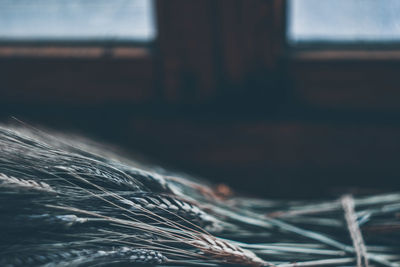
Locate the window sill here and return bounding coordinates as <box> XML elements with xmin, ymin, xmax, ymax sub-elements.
<box><xmin>289</xmin><ymin>49</ymin><xmax>400</xmax><ymax>61</ymax></box>
<box><xmin>0</xmin><ymin>46</ymin><xmax>150</xmax><ymax>59</ymax></box>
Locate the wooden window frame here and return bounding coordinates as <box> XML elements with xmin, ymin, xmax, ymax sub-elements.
<box><xmin>2</xmin><ymin>0</ymin><xmax>399</xmax><ymax>112</ymax></box>
<box><xmin>0</xmin><ymin>0</ymin><xmax>286</xmax><ymax>109</ymax></box>
<box><xmin>283</xmin><ymin>1</ymin><xmax>400</xmax><ymax>111</ymax></box>
<box><xmin>0</xmin><ymin>5</ymin><xmax>157</xmax><ymax>107</ymax></box>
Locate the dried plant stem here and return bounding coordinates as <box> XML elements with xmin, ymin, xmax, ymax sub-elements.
<box><xmin>277</xmin><ymin>257</ymin><xmax>355</xmax><ymax>267</ymax></box>
<box><xmin>341</xmin><ymin>195</ymin><xmax>369</xmax><ymax>267</ymax></box>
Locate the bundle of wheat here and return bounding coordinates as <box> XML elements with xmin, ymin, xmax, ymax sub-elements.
<box><xmin>0</xmin><ymin>124</ymin><xmax>399</xmax><ymax>267</ymax></box>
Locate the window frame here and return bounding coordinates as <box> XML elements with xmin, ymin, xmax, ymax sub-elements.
<box><xmin>2</xmin><ymin>0</ymin><xmax>400</xmax><ymax>111</ymax></box>
<box><xmin>282</xmin><ymin>0</ymin><xmax>400</xmax><ymax>111</ymax></box>
<box><xmin>0</xmin><ymin>1</ymin><xmax>158</xmax><ymax>107</ymax></box>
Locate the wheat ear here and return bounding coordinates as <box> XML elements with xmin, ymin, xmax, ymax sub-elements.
<box><xmin>0</xmin><ymin>173</ymin><xmax>55</xmax><ymax>193</ymax></box>
<box><xmin>192</xmin><ymin>233</ymin><xmax>273</xmax><ymax>267</ymax></box>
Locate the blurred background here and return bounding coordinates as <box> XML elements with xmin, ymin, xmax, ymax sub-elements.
<box><xmin>1</xmin><ymin>0</ymin><xmax>400</xmax><ymax>198</ymax></box>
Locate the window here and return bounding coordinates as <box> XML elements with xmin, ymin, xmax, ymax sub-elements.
<box><xmin>2</xmin><ymin>0</ymin><xmax>400</xmax><ymax>109</ymax></box>
<box><xmin>0</xmin><ymin>0</ymin><xmax>157</xmax><ymax>104</ymax></box>
<box><xmin>287</xmin><ymin>0</ymin><xmax>400</xmax><ymax>46</ymax></box>
<box><xmin>0</xmin><ymin>0</ymin><xmax>156</xmax><ymax>43</ymax></box>
<box><xmin>285</xmin><ymin>0</ymin><xmax>400</xmax><ymax>111</ymax></box>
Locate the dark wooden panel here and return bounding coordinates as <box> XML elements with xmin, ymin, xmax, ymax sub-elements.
<box><xmin>215</xmin><ymin>0</ymin><xmax>286</xmax><ymax>105</ymax></box>
<box><xmin>0</xmin><ymin>57</ymin><xmax>155</xmax><ymax>104</ymax></box>
<box><xmin>113</xmin><ymin>118</ymin><xmax>400</xmax><ymax>197</ymax></box>
<box><xmin>156</xmin><ymin>0</ymin><xmax>286</xmax><ymax>104</ymax></box>
<box><xmin>289</xmin><ymin>59</ymin><xmax>400</xmax><ymax>110</ymax></box>
<box><xmin>217</xmin><ymin>0</ymin><xmax>285</xmax><ymax>84</ymax></box>
<box><xmin>156</xmin><ymin>0</ymin><xmax>218</xmax><ymax>103</ymax></box>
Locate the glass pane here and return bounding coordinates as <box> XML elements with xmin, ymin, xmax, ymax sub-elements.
<box><xmin>0</xmin><ymin>0</ymin><xmax>156</xmax><ymax>42</ymax></box>
<box><xmin>288</xmin><ymin>0</ymin><xmax>400</xmax><ymax>44</ymax></box>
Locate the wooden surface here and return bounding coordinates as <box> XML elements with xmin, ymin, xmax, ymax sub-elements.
<box><xmin>289</xmin><ymin>55</ymin><xmax>400</xmax><ymax>110</ymax></box>
<box><xmin>0</xmin><ymin>55</ymin><xmax>154</xmax><ymax>104</ymax></box>
<box><xmin>122</xmin><ymin>118</ymin><xmax>400</xmax><ymax>197</ymax></box>
<box><xmin>31</xmin><ymin>114</ymin><xmax>395</xmax><ymax>198</ymax></box>
<box><xmin>156</xmin><ymin>0</ymin><xmax>218</xmax><ymax>103</ymax></box>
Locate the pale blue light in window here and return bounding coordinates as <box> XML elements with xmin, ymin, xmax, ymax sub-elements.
<box><xmin>288</xmin><ymin>0</ymin><xmax>400</xmax><ymax>44</ymax></box>
<box><xmin>0</xmin><ymin>0</ymin><xmax>156</xmax><ymax>42</ymax></box>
